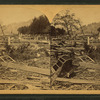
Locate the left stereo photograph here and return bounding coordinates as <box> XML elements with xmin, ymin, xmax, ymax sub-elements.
<box><xmin>0</xmin><ymin>6</ymin><xmax>50</xmax><ymax>90</ymax></box>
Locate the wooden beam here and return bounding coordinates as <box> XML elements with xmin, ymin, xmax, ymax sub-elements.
<box><xmin>1</xmin><ymin>62</ymin><xmax>50</xmax><ymax>76</ymax></box>
<box><xmin>56</xmin><ymin>78</ymin><xmax>100</xmax><ymax>85</ymax></box>
<box><xmin>0</xmin><ymin>79</ymin><xmax>43</xmax><ymax>90</ymax></box>
<box><xmin>0</xmin><ymin>57</ymin><xmax>6</xmax><ymax>62</ymax></box>
<box><xmin>79</xmin><ymin>62</ymin><xmax>100</xmax><ymax>69</ymax></box>
<box><xmin>85</xmin><ymin>55</ymin><xmax>95</xmax><ymax>63</ymax></box>
<box><xmin>0</xmin><ymin>77</ymin><xmax>100</xmax><ymax>86</ymax></box>
<box><xmin>78</xmin><ymin>57</ymin><xmax>85</xmax><ymax>62</ymax></box>
<box><xmin>51</xmin><ymin>67</ymin><xmax>62</xmax><ymax>86</ymax></box>
<box><xmin>5</xmin><ymin>55</ymin><xmax>16</xmax><ymax>62</ymax></box>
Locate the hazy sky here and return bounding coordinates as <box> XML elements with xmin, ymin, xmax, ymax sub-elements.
<box><xmin>0</xmin><ymin>5</ymin><xmax>100</xmax><ymax>25</ymax></box>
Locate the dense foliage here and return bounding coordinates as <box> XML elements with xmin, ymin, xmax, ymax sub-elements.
<box><xmin>17</xmin><ymin>15</ymin><xmax>50</xmax><ymax>35</ymax></box>
<box><xmin>82</xmin><ymin>22</ymin><xmax>100</xmax><ymax>34</ymax></box>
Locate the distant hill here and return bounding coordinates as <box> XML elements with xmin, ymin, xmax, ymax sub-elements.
<box><xmin>1</xmin><ymin>16</ymin><xmax>100</xmax><ymax>36</ymax></box>
<box><xmin>3</xmin><ymin>19</ymin><xmax>32</xmax><ymax>35</ymax></box>
<box><xmin>82</xmin><ymin>22</ymin><xmax>100</xmax><ymax>35</ymax></box>
<box><xmin>0</xmin><ymin>14</ymin><xmax>47</xmax><ymax>35</ymax></box>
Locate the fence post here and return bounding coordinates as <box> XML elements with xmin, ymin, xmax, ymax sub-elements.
<box><xmin>8</xmin><ymin>36</ymin><xmax>11</xmax><ymax>45</ymax></box>
<box><xmin>87</xmin><ymin>37</ymin><xmax>90</xmax><ymax>45</ymax></box>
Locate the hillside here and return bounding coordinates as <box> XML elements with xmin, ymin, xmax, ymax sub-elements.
<box><xmin>0</xmin><ymin>20</ymin><xmax>32</xmax><ymax>35</ymax></box>
<box><xmin>0</xmin><ymin>14</ymin><xmax>48</xmax><ymax>35</ymax></box>
<box><xmin>82</xmin><ymin>22</ymin><xmax>100</xmax><ymax>34</ymax></box>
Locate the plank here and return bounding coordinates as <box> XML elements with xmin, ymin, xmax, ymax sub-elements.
<box><xmin>7</xmin><ymin>84</ymin><xmax>16</xmax><ymax>90</ymax></box>
<box><xmin>78</xmin><ymin>57</ymin><xmax>85</xmax><ymax>62</ymax></box>
<box><xmin>6</xmin><ymin>55</ymin><xmax>16</xmax><ymax>62</ymax></box>
<box><xmin>85</xmin><ymin>55</ymin><xmax>95</xmax><ymax>63</ymax></box>
<box><xmin>0</xmin><ymin>57</ymin><xmax>6</xmax><ymax>62</ymax></box>
<box><xmin>56</xmin><ymin>78</ymin><xmax>100</xmax><ymax>85</ymax></box>
<box><xmin>83</xmin><ymin>84</ymin><xmax>92</xmax><ymax>90</ymax></box>
<box><xmin>51</xmin><ymin>67</ymin><xmax>62</xmax><ymax>86</ymax></box>
<box><xmin>0</xmin><ymin>79</ymin><xmax>42</xmax><ymax>90</ymax></box>
<box><xmin>0</xmin><ymin>79</ymin><xmax>42</xmax><ymax>86</ymax></box>
<box><xmin>1</xmin><ymin>62</ymin><xmax>50</xmax><ymax>76</ymax></box>
<box><xmin>58</xmin><ymin>59</ymin><xmax>64</xmax><ymax>64</ymax></box>
<box><xmin>64</xmin><ymin>47</ymin><xmax>84</xmax><ymax>50</ymax></box>
<box><xmin>79</xmin><ymin>62</ymin><xmax>100</xmax><ymax>69</ymax></box>
<box><xmin>0</xmin><ymin>77</ymin><xmax>100</xmax><ymax>86</ymax></box>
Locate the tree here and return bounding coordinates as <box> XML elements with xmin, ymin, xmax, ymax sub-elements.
<box><xmin>97</xmin><ymin>27</ymin><xmax>100</xmax><ymax>33</ymax></box>
<box><xmin>29</xmin><ymin>15</ymin><xmax>50</xmax><ymax>35</ymax></box>
<box><xmin>17</xmin><ymin>26</ymin><xmax>29</xmax><ymax>34</ymax></box>
<box><xmin>17</xmin><ymin>15</ymin><xmax>50</xmax><ymax>35</ymax></box>
<box><xmin>50</xmin><ymin>26</ymin><xmax>65</xmax><ymax>37</ymax></box>
<box><xmin>52</xmin><ymin>10</ymin><xmax>82</xmax><ymax>39</ymax></box>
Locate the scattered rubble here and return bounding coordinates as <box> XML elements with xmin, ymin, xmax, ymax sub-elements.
<box><xmin>50</xmin><ymin>38</ymin><xmax>100</xmax><ymax>90</ymax></box>
<box><xmin>0</xmin><ymin>40</ymin><xmax>50</xmax><ymax>90</ymax></box>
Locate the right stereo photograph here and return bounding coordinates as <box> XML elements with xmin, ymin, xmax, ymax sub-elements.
<box><xmin>50</xmin><ymin>7</ymin><xmax>100</xmax><ymax>90</ymax></box>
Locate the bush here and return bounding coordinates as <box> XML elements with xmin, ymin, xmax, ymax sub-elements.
<box><xmin>5</xmin><ymin>43</ymin><xmax>37</xmax><ymax>61</ymax></box>
<box><xmin>5</xmin><ymin>43</ymin><xmax>50</xmax><ymax>61</ymax></box>
<box><xmin>89</xmin><ymin>45</ymin><xmax>100</xmax><ymax>63</ymax></box>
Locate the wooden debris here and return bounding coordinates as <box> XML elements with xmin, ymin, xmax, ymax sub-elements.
<box><xmin>78</xmin><ymin>57</ymin><xmax>85</xmax><ymax>62</ymax></box>
<box><xmin>79</xmin><ymin>62</ymin><xmax>100</xmax><ymax>69</ymax></box>
<box><xmin>83</xmin><ymin>84</ymin><xmax>92</xmax><ymax>90</ymax></box>
<box><xmin>1</xmin><ymin>62</ymin><xmax>50</xmax><ymax>76</ymax></box>
<box><xmin>51</xmin><ymin>67</ymin><xmax>62</xmax><ymax>86</ymax></box>
<box><xmin>77</xmin><ymin>55</ymin><xmax>95</xmax><ymax>63</ymax></box>
<box><xmin>6</xmin><ymin>55</ymin><xmax>16</xmax><ymax>62</ymax></box>
<box><xmin>7</xmin><ymin>84</ymin><xmax>15</xmax><ymax>90</ymax></box>
<box><xmin>0</xmin><ymin>55</ymin><xmax>16</xmax><ymax>62</ymax></box>
<box><xmin>66</xmin><ymin>85</ymin><xmax>77</xmax><ymax>90</ymax></box>
<box><xmin>25</xmin><ymin>84</ymin><xmax>41</xmax><ymax>90</ymax></box>
<box><xmin>0</xmin><ymin>56</ymin><xmax>6</xmax><ymax>62</ymax></box>
<box><xmin>85</xmin><ymin>55</ymin><xmax>95</xmax><ymax>63</ymax></box>
<box><xmin>51</xmin><ymin>55</ymin><xmax>74</xmax><ymax>86</ymax></box>
<box><xmin>56</xmin><ymin>78</ymin><xmax>100</xmax><ymax>85</ymax></box>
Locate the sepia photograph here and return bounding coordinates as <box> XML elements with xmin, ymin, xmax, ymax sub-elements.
<box><xmin>0</xmin><ymin>5</ymin><xmax>100</xmax><ymax>93</ymax></box>
<box><xmin>50</xmin><ymin>5</ymin><xmax>100</xmax><ymax>91</ymax></box>
<box><xmin>0</xmin><ymin>5</ymin><xmax>50</xmax><ymax>91</ymax></box>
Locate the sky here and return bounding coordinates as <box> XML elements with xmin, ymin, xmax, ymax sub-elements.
<box><xmin>0</xmin><ymin>5</ymin><xmax>100</xmax><ymax>25</ymax></box>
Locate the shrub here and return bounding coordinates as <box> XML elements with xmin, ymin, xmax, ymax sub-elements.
<box><xmin>89</xmin><ymin>45</ymin><xmax>100</xmax><ymax>63</ymax></box>
<box><xmin>5</xmin><ymin>43</ymin><xmax>50</xmax><ymax>61</ymax></box>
